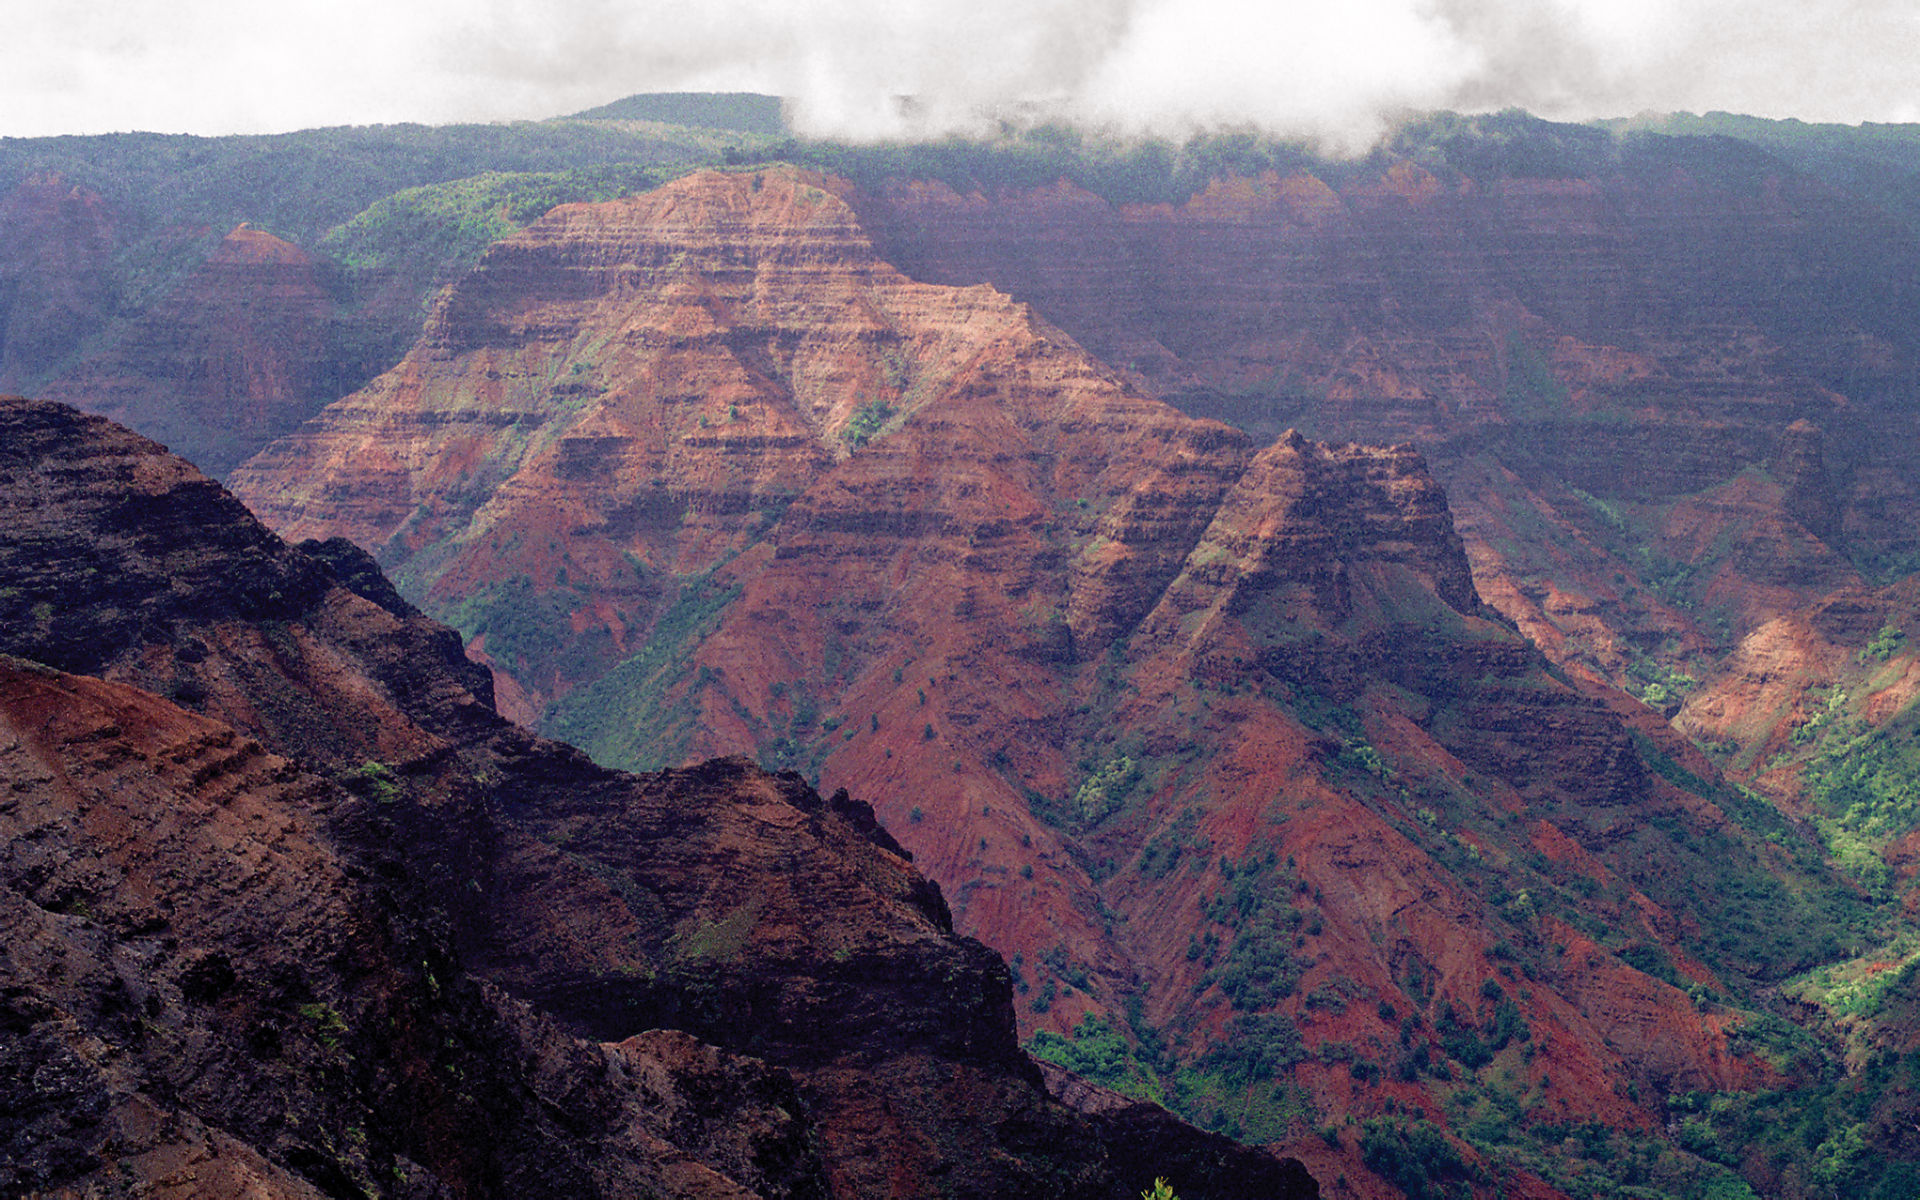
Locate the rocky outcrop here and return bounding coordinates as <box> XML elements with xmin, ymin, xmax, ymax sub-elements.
<box><xmin>1771</xmin><ymin>418</ymin><xmax>1842</xmax><ymax>543</ymax></box>
<box><xmin>0</xmin><ymin>396</ymin><xmax>497</xmax><ymax>764</ymax></box>
<box><xmin>1</xmin><ymin>394</ymin><xmax>1317</xmax><ymax>1198</ymax></box>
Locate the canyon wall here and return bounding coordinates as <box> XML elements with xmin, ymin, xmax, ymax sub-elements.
<box><xmin>227</xmin><ymin>169</ymin><xmax>1865</xmax><ymax>1192</ymax></box>
<box><xmin>1</xmin><ymin>394</ymin><xmax>1314</xmax><ymax>1200</ymax></box>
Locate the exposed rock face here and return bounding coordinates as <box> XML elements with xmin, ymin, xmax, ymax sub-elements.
<box><xmin>230</xmin><ymin>168</ymin><xmax>1248</xmax><ymax>720</ymax></box>
<box><xmin>226</xmin><ymin>168</ymin><xmax>1852</xmax><ymax>1191</ymax></box>
<box><xmin>1771</xmin><ymin>418</ymin><xmax>1842</xmax><ymax>543</ymax></box>
<box><xmin>1680</xmin><ymin>579</ymin><xmax>1920</xmax><ymax>798</ymax></box>
<box><xmin>41</xmin><ymin>224</ymin><xmax>378</xmax><ymax>478</ymax></box>
<box><xmin>854</xmin><ymin>153</ymin><xmax>1920</xmax><ymax>697</ymax></box>
<box><xmin>0</xmin><ymin>395</ymin><xmax>497</xmax><ymax>763</ymax></box>
<box><xmin>1</xmin><ymin>394</ymin><xmax>1316</xmax><ymax>1199</ymax></box>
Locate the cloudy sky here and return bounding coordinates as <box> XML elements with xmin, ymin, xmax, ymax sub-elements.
<box><xmin>6</xmin><ymin>0</ymin><xmax>1918</xmax><ymax>146</ymax></box>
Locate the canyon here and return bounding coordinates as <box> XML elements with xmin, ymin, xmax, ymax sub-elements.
<box><xmin>226</xmin><ymin>160</ymin><xmax>1899</xmax><ymax>1196</ymax></box>
<box><xmin>6</xmin><ymin>105</ymin><xmax>1920</xmax><ymax>1197</ymax></box>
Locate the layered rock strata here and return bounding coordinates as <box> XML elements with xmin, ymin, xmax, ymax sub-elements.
<box><xmin>1</xmin><ymin>394</ymin><xmax>1316</xmax><ymax>1199</ymax></box>
<box><xmin>224</xmin><ymin>168</ymin><xmax>1850</xmax><ymax>1193</ymax></box>
<box><xmin>854</xmin><ymin>150</ymin><xmax>1920</xmax><ymax>695</ymax></box>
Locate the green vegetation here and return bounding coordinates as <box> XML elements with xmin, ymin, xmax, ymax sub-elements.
<box><xmin>1498</xmin><ymin>333</ymin><xmax>1571</xmax><ymax>420</ymax></box>
<box><xmin>1336</xmin><ymin>736</ymin><xmax>1389</xmax><ymax>779</ymax></box>
<box><xmin>297</xmin><ymin>1002</ymin><xmax>349</xmax><ymax>1048</ymax></box>
<box><xmin>1388</xmin><ymin>109</ymin><xmax>1619</xmax><ymax>181</ymax></box>
<box><xmin>1072</xmin><ymin>756</ymin><xmax>1143</xmax><ymax>824</ymax></box>
<box><xmin>1197</xmin><ymin>1012</ymin><xmax>1304</xmax><ymax>1082</ymax></box>
<box><xmin>1196</xmin><ymin>851</ymin><xmax>1308</xmax><ymax>1010</ymax></box>
<box><xmin>669</xmin><ymin>900</ymin><xmax>762</xmax><ymax>964</ymax></box>
<box><xmin>0</xmin><ymin>119</ymin><xmax>736</xmax><ymax>250</ymax></box>
<box><xmin>1663</xmin><ymin>1052</ymin><xmax>1920</xmax><ymax>1200</ymax></box>
<box><xmin>1790</xmin><ymin>942</ymin><xmax>1920</xmax><ymax>1025</ymax></box>
<box><xmin>567</xmin><ymin>91</ymin><xmax>787</xmax><ymax>135</ymax></box>
<box><xmin>321</xmin><ymin>163</ymin><xmax>673</xmax><ymax>294</ymax></box>
<box><xmin>444</xmin><ymin>574</ymin><xmax>581</xmax><ymax>672</ymax></box>
<box><xmin>543</xmin><ymin>568</ymin><xmax>742</xmax><ymax>770</ymax></box>
<box><xmin>1026</xmin><ymin>1009</ymin><xmax>1315</xmax><ymax>1145</ymax></box>
<box><xmin>1136</xmin><ymin>807</ymin><xmax>1207</xmax><ymax>879</ymax></box>
<box><xmin>340</xmin><ymin>760</ymin><xmax>399</xmax><ymax>804</ymax></box>
<box><xmin>1554</xmin><ymin>728</ymin><xmax>1879</xmax><ymax>987</ymax></box>
<box><xmin>0</xmin><ymin>117</ymin><xmax>743</xmax><ymax>389</ymax></box>
<box><xmin>839</xmin><ymin>400</ymin><xmax>897</xmax><ymax>448</ymax></box>
<box><xmin>751</xmin><ymin>124</ymin><xmax>1321</xmax><ymax>208</ymax></box>
<box><xmin>1807</xmin><ymin>709</ymin><xmax>1920</xmax><ymax>844</ymax></box>
<box><xmin>1862</xmin><ymin>624</ymin><xmax>1907</xmax><ymax>663</ymax></box>
<box><xmin>1774</xmin><ymin>681</ymin><xmax>1920</xmax><ymax>908</ymax></box>
<box><xmin>1028</xmin><ymin>1015</ymin><xmax>1167</xmax><ymax>1104</ymax></box>
<box><xmin>1213</xmin><ymin>926</ymin><xmax>1304</xmax><ymax>1011</ymax></box>
<box><xmin>1360</xmin><ymin>1116</ymin><xmax>1480</xmax><ymax>1200</ymax></box>
<box><xmin>1606</xmin><ymin>111</ymin><xmax>1920</xmax><ymax>236</ymax></box>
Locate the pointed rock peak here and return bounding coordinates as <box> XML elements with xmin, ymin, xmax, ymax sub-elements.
<box><xmin>211</xmin><ymin>222</ymin><xmax>313</xmax><ymax>267</ymax></box>
<box><xmin>1773</xmin><ymin>418</ymin><xmax>1841</xmax><ymax>541</ymax></box>
<box><xmin>1778</xmin><ymin>416</ymin><xmax>1824</xmax><ymax>446</ymax></box>
<box><xmin>579</xmin><ymin>164</ymin><xmax>863</xmax><ymax>231</ymax></box>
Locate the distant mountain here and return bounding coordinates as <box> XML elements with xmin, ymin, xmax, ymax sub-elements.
<box><xmin>0</xmin><ymin>117</ymin><xmax>751</xmax><ymax>406</ymax></box>
<box><xmin>567</xmin><ymin>91</ymin><xmax>788</xmax><ymax>136</ymax></box>
<box><xmin>1602</xmin><ymin>111</ymin><xmax>1920</xmax><ymax>233</ymax></box>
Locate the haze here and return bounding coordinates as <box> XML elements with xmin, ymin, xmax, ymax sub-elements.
<box><xmin>6</xmin><ymin>0</ymin><xmax>1918</xmax><ymax>145</ymax></box>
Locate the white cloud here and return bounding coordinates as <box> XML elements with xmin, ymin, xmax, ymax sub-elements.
<box><xmin>1</xmin><ymin>0</ymin><xmax>1917</xmax><ymax>139</ymax></box>
<box><xmin>1076</xmin><ymin>0</ymin><xmax>1481</xmax><ymax>148</ymax></box>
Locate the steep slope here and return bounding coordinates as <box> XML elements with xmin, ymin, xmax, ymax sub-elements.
<box><xmin>1</xmin><ymin>395</ymin><xmax>1315</xmax><ymax>1199</ymax></box>
<box><xmin>228</xmin><ymin>168</ymin><xmax>1866</xmax><ymax>1196</ymax></box>
<box><xmin>1678</xmin><ymin>579</ymin><xmax>1920</xmax><ymax>930</ymax></box>
<box><xmin>0</xmin><ymin>394</ymin><xmax>497</xmax><ymax>763</ymax></box>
